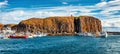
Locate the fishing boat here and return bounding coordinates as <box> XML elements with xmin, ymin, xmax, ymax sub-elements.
<box><xmin>95</xmin><ymin>31</ymin><xmax>108</xmax><ymax>38</ymax></box>
<box><xmin>8</xmin><ymin>35</ymin><xmax>28</xmax><ymax>39</ymax></box>
<box><xmin>33</xmin><ymin>32</ymin><xmax>47</xmax><ymax>37</ymax></box>
<box><xmin>0</xmin><ymin>34</ymin><xmax>4</xmax><ymax>39</ymax></box>
<box><xmin>78</xmin><ymin>33</ymin><xmax>84</xmax><ymax>36</ymax></box>
<box><xmin>100</xmin><ymin>32</ymin><xmax>108</xmax><ymax>38</ymax></box>
<box><xmin>78</xmin><ymin>32</ymin><xmax>108</xmax><ymax>38</ymax></box>
<box><xmin>78</xmin><ymin>33</ymin><xmax>93</xmax><ymax>37</ymax></box>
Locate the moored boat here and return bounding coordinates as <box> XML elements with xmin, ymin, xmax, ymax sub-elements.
<box><xmin>100</xmin><ymin>32</ymin><xmax>108</xmax><ymax>38</ymax></box>
<box><xmin>78</xmin><ymin>33</ymin><xmax>94</xmax><ymax>37</ymax></box>
<box><xmin>0</xmin><ymin>34</ymin><xmax>4</xmax><ymax>39</ymax></box>
<box><xmin>78</xmin><ymin>32</ymin><xmax>108</xmax><ymax>38</ymax></box>
<box><xmin>8</xmin><ymin>35</ymin><xmax>28</xmax><ymax>39</ymax></box>
<box><xmin>33</xmin><ymin>32</ymin><xmax>47</xmax><ymax>37</ymax></box>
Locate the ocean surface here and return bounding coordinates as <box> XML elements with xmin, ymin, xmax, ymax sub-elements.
<box><xmin>0</xmin><ymin>35</ymin><xmax>120</xmax><ymax>54</ymax></box>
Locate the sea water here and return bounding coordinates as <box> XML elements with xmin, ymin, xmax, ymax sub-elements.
<box><xmin>0</xmin><ymin>35</ymin><xmax>120</xmax><ymax>54</ymax></box>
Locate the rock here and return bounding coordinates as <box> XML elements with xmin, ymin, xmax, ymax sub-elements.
<box><xmin>0</xmin><ymin>23</ymin><xmax>4</xmax><ymax>30</ymax></box>
<box><xmin>2</xmin><ymin>24</ymin><xmax>17</xmax><ymax>30</ymax></box>
<box><xmin>16</xmin><ymin>16</ymin><xmax>102</xmax><ymax>36</ymax></box>
<box><xmin>17</xmin><ymin>18</ymin><xmax>44</xmax><ymax>33</ymax></box>
<box><xmin>74</xmin><ymin>16</ymin><xmax>102</xmax><ymax>33</ymax></box>
<box><xmin>17</xmin><ymin>16</ymin><xmax>74</xmax><ymax>34</ymax></box>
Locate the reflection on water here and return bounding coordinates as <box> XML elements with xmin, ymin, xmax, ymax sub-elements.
<box><xmin>0</xmin><ymin>35</ymin><xmax>120</xmax><ymax>54</ymax></box>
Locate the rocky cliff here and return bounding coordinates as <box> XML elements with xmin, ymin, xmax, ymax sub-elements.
<box><xmin>17</xmin><ymin>16</ymin><xmax>74</xmax><ymax>34</ymax></box>
<box><xmin>1</xmin><ymin>24</ymin><xmax>17</xmax><ymax>30</ymax></box>
<box><xmin>74</xmin><ymin>16</ymin><xmax>102</xmax><ymax>33</ymax></box>
<box><xmin>16</xmin><ymin>16</ymin><xmax>102</xmax><ymax>35</ymax></box>
<box><xmin>0</xmin><ymin>23</ymin><xmax>4</xmax><ymax>30</ymax></box>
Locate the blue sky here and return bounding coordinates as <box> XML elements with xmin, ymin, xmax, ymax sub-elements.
<box><xmin>0</xmin><ymin>0</ymin><xmax>120</xmax><ymax>31</ymax></box>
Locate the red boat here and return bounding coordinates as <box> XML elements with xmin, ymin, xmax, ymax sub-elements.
<box><xmin>8</xmin><ymin>35</ymin><xmax>28</xmax><ymax>39</ymax></box>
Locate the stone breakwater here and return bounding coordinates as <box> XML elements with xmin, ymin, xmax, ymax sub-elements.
<box><xmin>0</xmin><ymin>16</ymin><xmax>102</xmax><ymax>36</ymax></box>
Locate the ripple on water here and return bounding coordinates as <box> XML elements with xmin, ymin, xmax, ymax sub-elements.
<box><xmin>0</xmin><ymin>36</ymin><xmax>120</xmax><ymax>54</ymax></box>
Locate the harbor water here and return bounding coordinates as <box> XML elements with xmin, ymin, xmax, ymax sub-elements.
<box><xmin>0</xmin><ymin>35</ymin><xmax>120</xmax><ymax>54</ymax></box>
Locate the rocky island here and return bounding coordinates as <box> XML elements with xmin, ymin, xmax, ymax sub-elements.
<box><xmin>0</xmin><ymin>16</ymin><xmax>102</xmax><ymax>36</ymax></box>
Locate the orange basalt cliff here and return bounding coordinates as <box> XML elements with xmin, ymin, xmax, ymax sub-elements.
<box><xmin>0</xmin><ymin>23</ymin><xmax>4</xmax><ymax>30</ymax></box>
<box><xmin>74</xmin><ymin>16</ymin><xmax>101</xmax><ymax>33</ymax></box>
<box><xmin>17</xmin><ymin>16</ymin><xmax>74</xmax><ymax>34</ymax></box>
<box><xmin>2</xmin><ymin>24</ymin><xmax>17</xmax><ymax>30</ymax></box>
<box><xmin>15</xmin><ymin>16</ymin><xmax>102</xmax><ymax>35</ymax></box>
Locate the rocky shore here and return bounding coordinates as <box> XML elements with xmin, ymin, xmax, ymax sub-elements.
<box><xmin>0</xmin><ymin>16</ymin><xmax>102</xmax><ymax>36</ymax></box>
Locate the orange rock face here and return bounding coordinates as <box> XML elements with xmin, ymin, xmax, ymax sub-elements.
<box><xmin>17</xmin><ymin>16</ymin><xmax>74</xmax><ymax>34</ymax></box>
<box><xmin>74</xmin><ymin>16</ymin><xmax>102</xmax><ymax>33</ymax></box>
<box><xmin>16</xmin><ymin>16</ymin><xmax>102</xmax><ymax>35</ymax></box>
<box><xmin>17</xmin><ymin>18</ymin><xmax>44</xmax><ymax>33</ymax></box>
<box><xmin>2</xmin><ymin>24</ymin><xmax>17</xmax><ymax>30</ymax></box>
<box><xmin>0</xmin><ymin>23</ymin><xmax>4</xmax><ymax>30</ymax></box>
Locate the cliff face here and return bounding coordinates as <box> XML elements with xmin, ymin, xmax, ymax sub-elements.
<box><xmin>0</xmin><ymin>23</ymin><xmax>4</xmax><ymax>30</ymax></box>
<box><xmin>17</xmin><ymin>16</ymin><xmax>74</xmax><ymax>34</ymax></box>
<box><xmin>16</xmin><ymin>16</ymin><xmax>102</xmax><ymax>35</ymax></box>
<box><xmin>43</xmin><ymin>16</ymin><xmax>74</xmax><ymax>33</ymax></box>
<box><xmin>2</xmin><ymin>24</ymin><xmax>17</xmax><ymax>30</ymax></box>
<box><xmin>74</xmin><ymin>16</ymin><xmax>102</xmax><ymax>33</ymax></box>
<box><xmin>17</xmin><ymin>18</ymin><xmax>44</xmax><ymax>33</ymax></box>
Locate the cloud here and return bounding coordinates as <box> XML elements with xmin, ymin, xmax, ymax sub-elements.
<box><xmin>95</xmin><ymin>0</ymin><xmax>120</xmax><ymax>28</ymax></box>
<box><xmin>0</xmin><ymin>5</ymin><xmax>109</xmax><ymax>24</ymax></box>
<box><xmin>95</xmin><ymin>2</ymin><xmax>107</xmax><ymax>7</ymax></box>
<box><xmin>96</xmin><ymin>0</ymin><xmax>120</xmax><ymax>14</ymax></box>
<box><xmin>62</xmin><ymin>2</ymin><xmax>68</xmax><ymax>5</ymax></box>
<box><xmin>0</xmin><ymin>8</ymin><xmax>70</xmax><ymax>24</ymax></box>
<box><xmin>102</xmin><ymin>18</ymin><xmax>120</xmax><ymax>27</ymax></box>
<box><xmin>0</xmin><ymin>0</ymin><xmax>8</xmax><ymax>8</ymax></box>
<box><xmin>0</xmin><ymin>5</ymin><xmax>98</xmax><ymax>24</ymax></box>
<box><xmin>0</xmin><ymin>0</ymin><xmax>120</xmax><ymax>31</ymax></box>
<box><xmin>59</xmin><ymin>0</ymin><xmax>79</xmax><ymax>2</ymax></box>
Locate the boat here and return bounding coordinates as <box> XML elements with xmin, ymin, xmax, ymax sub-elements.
<box><xmin>100</xmin><ymin>32</ymin><xmax>108</xmax><ymax>38</ymax></box>
<box><xmin>33</xmin><ymin>32</ymin><xmax>47</xmax><ymax>37</ymax></box>
<box><xmin>78</xmin><ymin>33</ymin><xmax>84</xmax><ymax>36</ymax></box>
<box><xmin>8</xmin><ymin>35</ymin><xmax>28</xmax><ymax>39</ymax></box>
<box><xmin>78</xmin><ymin>32</ymin><xmax>108</xmax><ymax>38</ymax></box>
<box><xmin>0</xmin><ymin>34</ymin><xmax>4</xmax><ymax>39</ymax></box>
<box><xmin>95</xmin><ymin>31</ymin><xmax>108</xmax><ymax>38</ymax></box>
<box><xmin>78</xmin><ymin>33</ymin><xmax>93</xmax><ymax>37</ymax></box>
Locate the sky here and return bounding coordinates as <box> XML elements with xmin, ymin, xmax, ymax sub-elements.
<box><xmin>0</xmin><ymin>0</ymin><xmax>120</xmax><ymax>31</ymax></box>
